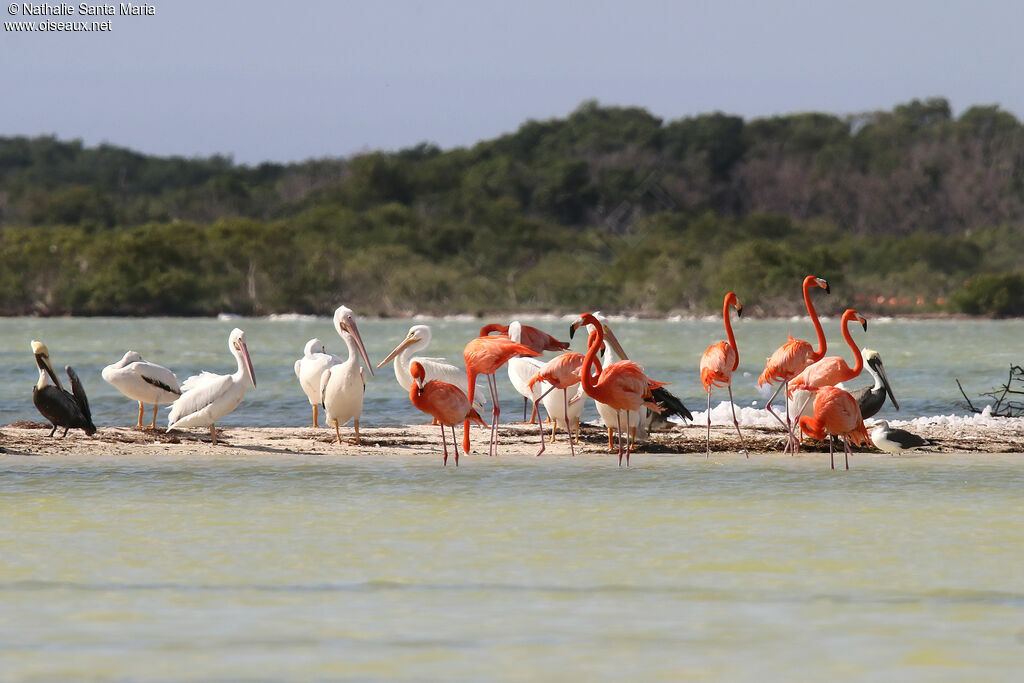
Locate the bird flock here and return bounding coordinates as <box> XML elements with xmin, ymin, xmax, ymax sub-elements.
<box><xmin>29</xmin><ymin>275</ymin><xmax>931</xmax><ymax>468</ymax></box>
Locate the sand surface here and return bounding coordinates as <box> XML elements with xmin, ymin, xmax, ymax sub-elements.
<box><xmin>4</xmin><ymin>417</ymin><xmax>1024</xmax><ymax>458</ymax></box>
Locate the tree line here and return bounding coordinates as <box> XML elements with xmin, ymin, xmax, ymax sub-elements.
<box><xmin>1</xmin><ymin>97</ymin><xmax>1022</xmax><ymax>316</ymax></box>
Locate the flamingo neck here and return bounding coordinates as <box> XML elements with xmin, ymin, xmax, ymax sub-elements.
<box><xmin>841</xmin><ymin>315</ymin><xmax>863</xmax><ymax>377</ymax></box>
<box><xmin>804</xmin><ymin>280</ymin><xmax>826</xmax><ymax>360</ymax></box>
<box><xmin>723</xmin><ymin>299</ymin><xmax>739</xmax><ymax>371</ymax></box>
<box><xmin>581</xmin><ymin>318</ymin><xmax>603</xmax><ymax>395</ymax></box>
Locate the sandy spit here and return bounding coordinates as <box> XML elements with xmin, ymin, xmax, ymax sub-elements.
<box><xmin>3</xmin><ymin>418</ymin><xmax>1024</xmax><ymax>458</ymax></box>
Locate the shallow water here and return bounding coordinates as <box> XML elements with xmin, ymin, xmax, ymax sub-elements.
<box><xmin>3</xmin><ymin>316</ymin><xmax>1022</xmax><ymax>428</ymax></box>
<box><xmin>3</xmin><ymin>451</ymin><xmax>1024</xmax><ymax>679</ymax></box>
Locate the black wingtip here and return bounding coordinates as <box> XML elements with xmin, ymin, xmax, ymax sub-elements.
<box><xmin>651</xmin><ymin>386</ymin><xmax>693</xmax><ymax>422</ymax></box>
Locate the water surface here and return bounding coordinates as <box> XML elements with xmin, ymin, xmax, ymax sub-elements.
<box><xmin>3</xmin><ymin>452</ymin><xmax>1023</xmax><ymax>679</ymax></box>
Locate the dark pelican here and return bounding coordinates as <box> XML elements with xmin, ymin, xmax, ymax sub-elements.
<box><xmin>870</xmin><ymin>420</ymin><xmax>929</xmax><ymax>454</ymax></box>
<box><xmin>848</xmin><ymin>348</ymin><xmax>897</xmax><ymax>419</ymax></box>
<box><xmin>31</xmin><ymin>340</ymin><xmax>97</xmax><ymax>437</ymax></box>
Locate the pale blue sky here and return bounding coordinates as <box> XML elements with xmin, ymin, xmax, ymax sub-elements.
<box><xmin>2</xmin><ymin>0</ymin><xmax>1019</xmax><ymax>164</ymax></box>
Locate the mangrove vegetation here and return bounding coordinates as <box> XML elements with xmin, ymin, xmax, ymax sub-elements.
<box><xmin>1</xmin><ymin>97</ymin><xmax>1023</xmax><ymax>317</ymax></box>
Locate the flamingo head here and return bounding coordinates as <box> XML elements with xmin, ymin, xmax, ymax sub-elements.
<box><xmin>724</xmin><ymin>292</ymin><xmax>743</xmax><ymax>317</ymax></box>
<box><xmin>805</xmin><ymin>275</ymin><xmax>830</xmax><ymax>294</ymax></box>
<box><xmin>409</xmin><ymin>360</ymin><xmax>426</xmax><ymax>389</ymax></box>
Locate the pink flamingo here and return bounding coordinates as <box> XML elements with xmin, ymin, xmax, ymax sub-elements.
<box><xmin>479</xmin><ymin>323</ymin><xmax>569</xmax><ymax>354</ymax></box>
<box><xmin>757</xmin><ymin>275</ymin><xmax>830</xmax><ymax>453</ymax></box>
<box><xmin>699</xmin><ymin>292</ymin><xmax>747</xmax><ymax>457</ymax></box>
<box><xmin>527</xmin><ymin>349</ymin><xmax>587</xmax><ymax>457</ymax></box>
<box><xmin>788</xmin><ymin>308</ymin><xmax>869</xmax><ymax>423</ymax></box>
<box><xmin>798</xmin><ymin>386</ymin><xmax>872</xmax><ymax>470</ymax></box>
<box><xmin>408</xmin><ymin>361</ymin><xmax>485</xmax><ymax>466</ymax></box>
<box><xmin>462</xmin><ymin>333</ymin><xmax>539</xmax><ymax>456</ymax></box>
<box><xmin>571</xmin><ymin>312</ymin><xmax>665</xmax><ymax>466</ymax></box>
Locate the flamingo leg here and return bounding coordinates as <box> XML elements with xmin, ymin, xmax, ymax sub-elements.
<box><xmin>151</xmin><ymin>404</ymin><xmax>158</xmax><ymax>430</ymax></box>
<box><xmin>463</xmin><ymin>372</ymin><xmax>477</xmax><ymax>455</ymax></box>
<box><xmin>843</xmin><ymin>435</ymin><xmax>851</xmax><ymax>471</ymax></box>
<box><xmin>728</xmin><ymin>385</ymin><xmax>748</xmax><ymax>457</ymax></box>
<box><xmin>534</xmin><ymin>385</ymin><xmax>558</xmax><ymax>457</ymax></box>
<box><xmin>522</xmin><ymin>396</ymin><xmax>528</xmax><ymax>422</ymax></box>
<box><xmin>829</xmin><ymin>432</ymin><xmax>835</xmax><ymax>470</ymax></box>
<box><xmin>451</xmin><ymin>425</ymin><xmax>459</xmax><ymax>466</ymax></box>
<box><xmin>625</xmin><ymin>410</ymin><xmax>634</xmax><ymax>467</ymax></box>
<box><xmin>564</xmin><ymin>389</ymin><xmax>575</xmax><ymax>457</ymax></box>
<box><xmin>137</xmin><ymin>401</ymin><xmax>144</xmax><ymax>428</ymax></box>
<box><xmin>615</xmin><ymin>411</ymin><xmax>624</xmax><ymax>466</ymax></box>
<box><xmin>487</xmin><ymin>373</ymin><xmax>500</xmax><ymax>457</ymax></box>
<box><xmin>792</xmin><ymin>392</ymin><xmax>814</xmax><ymax>445</ymax></box>
<box><xmin>440</xmin><ymin>422</ymin><xmax>448</xmax><ymax>466</ymax></box>
<box><xmin>705</xmin><ymin>390</ymin><xmax>712</xmax><ymax>458</ymax></box>
<box><xmin>765</xmin><ymin>378</ymin><xmax>794</xmax><ymax>454</ymax></box>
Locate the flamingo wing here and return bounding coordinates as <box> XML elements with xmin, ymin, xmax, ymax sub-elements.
<box><xmin>700</xmin><ymin>341</ymin><xmax>735</xmax><ymax>389</ymax></box>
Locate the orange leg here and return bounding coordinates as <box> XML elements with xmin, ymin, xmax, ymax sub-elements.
<box><xmin>136</xmin><ymin>401</ymin><xmax>144</xmax><ymax>428</ymax></box>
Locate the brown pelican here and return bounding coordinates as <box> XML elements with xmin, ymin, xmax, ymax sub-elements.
<box><xmin>102</xmin><ymin>351</ymin><xmax>181</xmax><ymax>429</ymax></box>
<box><xmin>167</xmin><ymin>328</ymin><xmax>256</xmax><ymax>445</ymax></box>
<box><xmin>870</xmin><ymin>420</ymin><xmax>929</xmax><ymax>454</ymax></box>
<box><xmin>848</xmin><ymin>349</ymin><xmax>898</xmax><ymax>419</ymax></box>
<box><xmin>31</xmin><ymin>340</ymin><xmax>96</xmax><ymax>437</ymax></box>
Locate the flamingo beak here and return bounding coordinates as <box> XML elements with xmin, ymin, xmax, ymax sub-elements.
<box><xmin>736</xmin><ymin>305</ymin><xmax>743</xmax><ymax>318</ymax></box>
<box><xmin>860</xmin><ymin>317</ymin><xmax>868</xmax><ymax>332</ymax></box>
<box><xmin>816</xmin><ymin>277</ymin><xmax>830</xmax><ymax>294</ymax></box>
<box><xmin>346</xmin><ymin>319</ymin><xmax>374</xmax><ymax>376</ymax></box>
<box><xmin>376</xmin><ymin>334</ymin><xmax>418</xmax><ymax>370</ymax></box>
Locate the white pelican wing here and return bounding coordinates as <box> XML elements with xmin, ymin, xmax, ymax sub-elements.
<box><xmin>168</xmin><ymin>373</ymin><xmax>233</xmax><ymax>428</ymax></box>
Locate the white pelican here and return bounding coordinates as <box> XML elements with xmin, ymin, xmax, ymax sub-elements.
<box><xmin>294</xmin><ymin>338</ymin><xmax>339</xmax><ymax>427</ymax></box>
<box><xmin>320</xmin><ymin>306</ymin><xmax>374</xmax><ymax>444</ymax></box>
<box><xmin>507</xmin><ymin>322</ymin><xmax>546</xmax><ymax>423</ymax></box>
<box><xmin>31</xmin><ymin>340</ymin><xmax>96</xmax><ymax>437</ymax></box>
<box><xmin>167</xmin><ymin>328</ymin><xmax>256</xmax><ymax>445</ymax></box>
<box><xmin>102</xmin><ymin>351</ymin><xmax>181</xmax><ymax>429</ymax></box>
<box><xmin>376</xmin><ymin>324</ymin><xmax>478</xmax><ymax>407</ymax></box>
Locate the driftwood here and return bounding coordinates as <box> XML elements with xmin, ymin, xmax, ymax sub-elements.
<box><xmin>957</xmin><ymin>364</ymin><xmax>1024</xmax><ymax>417</ymax></box>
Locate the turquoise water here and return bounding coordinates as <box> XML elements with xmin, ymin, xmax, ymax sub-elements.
<box><xmin>3</xmin><ymin>452</ymin><xmax>1024</xmax><ymax>679</ymax></box>
<box><xmin>4</xmin><ymin>317</ymin><xmax>1024</xmax><ymax>679</ymax></box>
<box><xmin>3</xmin><ymin>316</ymin><xmax>1021</xmax><ymax>428</ymax></box>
